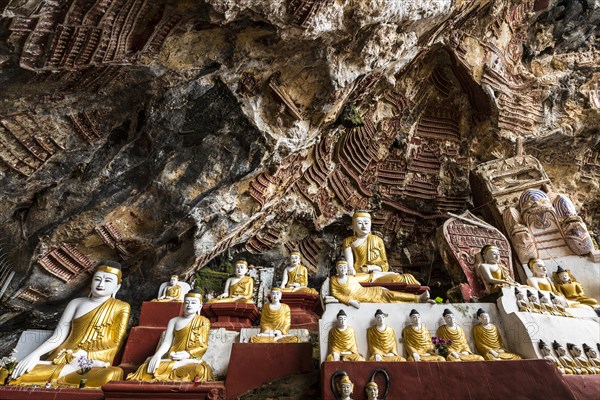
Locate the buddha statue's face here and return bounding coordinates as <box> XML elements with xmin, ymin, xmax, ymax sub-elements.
<box><xmin>516</xmin><ymin>291</ymin><xmax>524</xmax><ymax>300</ymax></box>
<box><xmin>478</xmin><ymin>312</ymin><xmax>490</xmax><ymax>325</ymax></box>
<box><xmin>336</xmin><ymin>262</ymin><xmax>349</xmax><ymax>276</ymax></box>
<box><xmin>555</xmin><ymin>346</ymin><xmax>566</xmax><ymax>356</ymax></box>
<box><xmin>570</xmin><ymin>346</ymin><xmax>582</xmax><ymax>357</ymax></box>
<box><xmin>531</xmin><ymin>260</ymin><xmax>547</xmax><ymax>277</ymax></box>
<box><xmin>409</xmin><ymin>313</ymin><xmax>421</xmax><ymax>325</ymax></box>
<box><xmin>483</xmin><ymin>247</ymin><xmax>500</xmax><ymax>264</ymax></box>
<box><xmin>539</xmin><ymin>295</ymin><xmax>549</xmax><ymax>304</ymax></box>
<box><xmin>90</xmin><ymin>271</ymin><xmax>120</xmax><ymax>298</ymax></box>
<box><xmin>586</xmin><ymin>348</ymin><xmax>598</xmax><ymax>359</ymax></box>
<box><xmin>443</xmin><ymin>312</ymin><xmax>455</xmax><ymax>325</ymax></box>
<box><xmin>170</xmin><ymin>276</ymin><xmax>178</xmax><ymax>285</ymax></box>
<box><xmin>183</xmin><ymin>297</ymin><xmax>202</xmax><ymax>316</ymax></box>
<box><xmin>337</xmin><ymin>314</ymin><xmax>348</xmax><ymax>329</ymax></box>
<box><xmin>271</xmin><ymin>290</ymin><xmax>282</xmax><ymax>303</ymax></box>
<box><xmin>235</xmin><ymin>262</ymin><xmax>248</xmax><ymax>277</ymax></box>
<box><xmin>558</xmin><ymin>272</ymin><xmax>571</xmax><ymax>283</ymax></box>
<box><xmin>540</xmin><ymin>345</ymin><xmax>551</xmax><ymax>356</ymax></box>
<box><xmin>340</xmin><ymin>382</ymin><xmax>353</xmax><ymax>397</ymax></box>
<box><xmin>375</xmin><ymin>313</ymin><xmax>386</xmax><ymax>327</ymax></box>
<box><xmin>290</xmin><ymin>254</ymin><xmax>301</xmax><ymax>266</ymax></box>
<box><xmin>528</xmin><ymin>294</ymin><xmax>538</xmax><ymax>303</ymax></box>
<box><xmin>353</xmin><ymin>216</ymin><xmax>371</xmax><ymax>236</ymax></box>
<box><xmin>366</xmin><ymin>385</ymin><xmax>378</xmax><ymax>399</ymax></box>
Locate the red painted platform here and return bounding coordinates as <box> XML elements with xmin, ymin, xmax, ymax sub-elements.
<box><xmin>562</xmin><ymin>374</ymin><xmax>600</xmax><ymax>400</ymax></box>
<box><xmin>0</xmin><ymin>386</ymin><xmax>104</xmax><ymax>400</ymax></box>
<box><xmin>102</xmin><ymin>381</ymin><xmax>225</xmax><ymax>400</ymax></box>
<box><xmin>201</xmin><ymin>302</ymin><xmax>259</xmax><ymax>331</ymax></box>
<box><xmin>225</xmin><ymin>342</ymin><xmax>313</xmax><ymax>399</ymax></box>
<box><xmin>138</xmin><ymin>301</ymin><xmax>182</xmax><ymax>327</ymax></box>
<box><xmin>118</xmin><ymin>326</ymin><xmax>165</xmax><ymax>376</ymax></box>
<box><xmin>321</xmin><ymin>360</ymin><xmax>577</xmax><ymax>400</ymax></box>
<box><xmin>281</xmin><ymin>292</ymin><xmax>321</xmax><ymax>331</ymax></box>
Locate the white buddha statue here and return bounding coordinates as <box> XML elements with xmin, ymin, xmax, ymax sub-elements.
<box><xmin>153</xmin><ymin>274</ymin><xmax>191</xmax><ymax>302</ymax></box>
<box><xmin>476</xmin><ymin>245</ymin><xmax>516</xmax><ymax>295</ymax></box>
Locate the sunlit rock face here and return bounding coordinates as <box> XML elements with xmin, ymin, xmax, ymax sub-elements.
<box><xmin>0</xmin><ymin>0</ymin><xmax>598</xmax><ymax>352</ymax></box>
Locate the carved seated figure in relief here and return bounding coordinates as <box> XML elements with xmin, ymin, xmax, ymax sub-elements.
<box><xmin>206</xmin><ymin>259</ymin><xmax>254</xmax><ymax>304</ymax></box>
<box><xmin>343</xmin><ymin>211</ymin><xmax>420</xmax><ymax>284</ymax></box>
<box><xmin>539</xmin><ymin>340</ymin><xmax>571</xmax><ymax>374</ymax></box>
<box><xmin>365</xmin><ymin>381</ymin><xmax>380</xmax><ymax>400</ymax></box>
<box><xmin>329</xmin><ymin>259</ymin><xmax>429</xmax><ymax>309</ymax></box>
<box><xmin>554</xmin><ymin>341</ymin><xmax>589</xmax><ymax>375</ymax></box>
<box><xmin>401</xmin><ymin>309</ymin><xmax>445</xmax><ymax>362</ymax></box>
<box><xmin>515</xmin><ymin>288</ymin><xmax>532</xmax><ymax>312</ymax></box>
<box><xmin>567</xmin><ymin>343</ymin><xmax>599</xmax><ymax>374</ymax></box>
<box><xmin>526</xmin><ymin>290</ymin><xmax>549</xmax><ymax>315</ymax></box>
<box><xmin>127</xmin><ymin>289</ymin><xmax>213</xmax><ymax>382</ymax></box>
<box><xmin>436</xmin><ymin>309</ymin><xmax>484</xmax><ymax>362</ymax></box>
<box><xmin>1</xmin><ymin>262</ymin><xmax>130</xmax><ymax>387</ymax></box>
<box><xmin>367</xmin><ymin>309</ymin><xmax>405</xmax><ymax>362</ymax></box>
<box><xmin>476</xmin><ymin>245</ymin><xmax>517</xmax><ymax>295</ymax></box>
<box><xmin>583</xmin><ymin>344</ymin><xmax>600</xmax><ymax>369</ymax></box>
<box><xmin>553</xmin><ymin>266</ymin><xmax>598</xmax><ymax>307</ymax></box>
<box><xmin>550</xmin><ymin>293</ymin><xmax>573</xmax><ymax>317</ymax></box>
<box><xmin>538</xmin><ymin>292</ymin><xmax>562</xmax><ymax>317</ymax></box>
<box><xmin>250</xmin><ymin>288</ymin><xmax>299</xmax><ymax>343</ymax></box>
<box><xmin>152</xmin><ymin>275</ymin><xmax>190</xmax><ymax>302</ymax></box>
<box><xmin>473</xmin><ymin>309</ymin><xmax>521</xmax><ymax>360</ymax></box>
<box><xmin>527</xmin><ymin>259</ymin><xmax>589</xmax><ymax>309</ymax></box>
<box><xmin>280</xmin><ymin>251</ymin><xmax>318</xmax><ymax>295</ymax></box>
<box><xmin>326</xmin><ymin>310</ymin><xmax>365</xmax><ymax>361</ymax></box>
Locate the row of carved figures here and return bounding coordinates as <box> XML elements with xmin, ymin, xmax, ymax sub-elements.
<box><xmin>539</xmin><ymin>340</ymin><xmax>600</xmax><ymax>375</ymax></box>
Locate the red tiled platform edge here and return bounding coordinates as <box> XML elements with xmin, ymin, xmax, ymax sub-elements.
<box><xmin>201</xmin><ymin>302</ymin><xmax>259</xmax><ymax>331</ymax></box>
<box><xmin>138</xmin><ymin>301</ymin><xmax>182</xmax><ymax>327</ymax></box>
<box><xmin>102</xmin><ymin>381</ymin><xmax>225</xmax><ymax>400</ymax></box>
<box><xmin>562</xmin><ymin>374</ymin><xmax>600</xmax><ymax>400</ymax></box>
<box><xmin>281</xmin><ymin>292</ymin><xmax>321</xmax><ymax>331</ymax></box>
<box><xmin>225</xmin><ymin>342</ymin><xmax>313</xmax><ymax>400</ymax></box>
<box><xmin>321</xmin><ymin>360</ymin><xmax>577</xmax><ymax>400</ymax></box>
<box><xmin>0</xmin><ymin>386</ymin><xmax>104</xmax><ymax>400</ymax></box>
<box><xmin>359</xmin><ymin>282</ymin><xmax>429</xmax><ymax>294</ymax></box>
<box><xmin>118</xmin><ymin>326</ymin><xmax>165</xmax><ymax>376</ymax></box>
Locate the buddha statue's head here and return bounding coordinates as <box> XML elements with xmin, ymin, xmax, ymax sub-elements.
<box><xmin>527</xmin><ymin>290</ymin><xmax>538</xmax><ymax>303</ymax></box>
<box><xmin>352</xmin><ymin>210</ymin><xmax>372</xmax><ymax>237</ymax></box>
<box><xmin>476</xmin><ymin>308</ymin><xmax>490</xmax><ymax>325</ymax></box>
<box><xmin>234</xmin><ymin>259</ymin><xmax>248</xmax><ymax>277</ymax></box>
<box><xmin>538</xmin><ymin>291</ymin><xmax>550</xmax><ymax>304</ymax></box>
<box><xmin>365</xmin><ymin>381</ymin><xmax>379</xmax><ymax>400</ymax></box>
<box><xmin>481</xmin><ymin>245</ymin><xmax>500</xmax><ymax>264</ymax></box>
<box><xmin>335</xmin><ymin>259</ymin><xmax>349</xmax><ymax>277</ymax></box>
<box><xmin>409</xmin><ymin>309</ymin><xmax>421</xmax><ymax>326</ymax></box>
<box><xmin>515</xmin><ymin>288</ymin><xmax>525</xmax><ymax>300</ymax></box>
<box><xmin>567</xmin><ymin>343</ymin><xmax>581</xmax><ymax>357</ymax></box>
<box><xmin>336</xmin><ymin>309</ymin><xmax>348</xmax><ymax>329</ymax></box>
<box><xmin>549</xmin><ymin>293</ymin><xmax>561</xmax><ymax>305</ymax></box>
<box><xmin>442</xmin><ymin>309</ymin><xmax>455</xmax><ymax>326</ymax></box>
<box><xmin>553</xmin><ymin>340</ymin><xmax>566</xmax><ymax>356</ymax></box>
<box><xmin>270</xmin><ymin>287</ymin><xmax>282</xmax><ymax>303</ymax></box>
<box><xmin>538</xmin><ymin>340</ymin><xmax>551</xmax><ymax>356</ymax></box>
<box><xmin>583</xmin><ymin>343</ymin><xmax>597</xmax><ymax>359</ymax></box>
<box><xmin>290</xmin><ymin>251</ymin><xmax>301</xmax><ymax>267</ymax></box>
<box><xmin>170</xmin><ymin>275</ymin><xmax>179</xmax><ymax>285</ymax></box>
<box><xmin>337</xmin><ymin>374</ymin><xmax>353</xmax><ymax>398</ymax></box>
<box><xmin>555</xmin><ymin>266</ymin><xmax>571</xmax><ymax>283</ymax></box>
<box><xmin>183</xmin><ymin>289</ymin><xmax>203</xmax><ymax>316</ymax></box>
<box><xmin>91</xmin><ymin>261</ymin><xmax>122</xmax><ymax>299</ymax></box>
<box><xmin>374</xmin><ymin>309</ymin><xmax>387</xmax><ymax>327</ymax></box>
<box><xmin>528</xmin><ymin>258</ymin><xmax>547</xmax><ymax>278</ymax></box>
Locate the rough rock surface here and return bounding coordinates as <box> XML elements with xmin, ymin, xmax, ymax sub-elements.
<box><xmin>0</xmin><ymin>0</ymin><xmax>598</xmax><ymax>355</ymax></box>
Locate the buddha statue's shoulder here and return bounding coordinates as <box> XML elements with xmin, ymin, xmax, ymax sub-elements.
<box><xmin>342</xmin><ymin>235</ymin><xmax>357</xmax><ymax>248</ymax></box>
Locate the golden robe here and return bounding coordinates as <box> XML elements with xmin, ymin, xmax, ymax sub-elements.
<box><xmin>250</xmin><ymin>303</ymin><xmax>299</xmax><ymax>343</ymax></box>
<box><xmin>401</xmin><ymin>325</ymin><xmax>445</xmax><ymax>362</ymax></box>
<box><xmin>152</xmin><ymin>284</ymin><xmax>182</xmax><ymax>302</ymax></box>
<box><xmin>326</xmin><ymin>326</ymin><xmax>365</xmax><ymax>361</ymax></box>
<box><xmin>330</xmin><ymin>276</ymin><xmax>418</xmax><ymax>304</ymax></box>
<box><xmin>127</xmin><ymin>315</ymin><xmax>213</xmax><ymax>382</ymax></box>
<box><xmin>559</xmin><ymin>356</ymin><xmax>590</xmax><ymax>375</ymax></box>
<box><xmin>282</xmin><ymin>265</ymin><xmax>318</xmax><ymax>295</ymax></box>
<box><xmin>367</xmin><ymin>325</ymin><xmax>405</xmax><ymax>361</ymax></box>
<box><xmin>557</xmin><ymin>282</ymin><xmax>598</xmax><ymax>306</ymax></box>
<box><xmin>207</xmin><ymin>275</ymin><xmax>254</xmax><ymax>303</ymax></box>
<box><xmin>536</xmin><ymin>279</ymin><xmax>560</xmax><ymax>295</ymax></box>
<box><xmin>472</xmin><ymin>324</ymin><xmax>521</xmax><ymax>360</ymax></box>
<box><xmin>484</xmin><ymin>267</ymin><xmax>509</xmax><ymax>294</ymax></box>
<box><xmin>5</xmin><ymin>298</ymin><xmax>129</xmax><ymax>388</ymax></box>
<box><xmin>545</xmin><ymin>356</ymin><xmax>573</xmax><ymax>374</ymax></box>
<box><xmin>574</xmin><ymin>358</ymin><xmax>600</xmax><ymax>374</ymax></box>
<box><xmin>436</xmin><ymin>325</ymin><xmax>484</xmax><ymax>362</ymax></box>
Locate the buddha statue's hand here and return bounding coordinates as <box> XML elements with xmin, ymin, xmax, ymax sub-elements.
<box><xmin>489</xmin><ymin>350</ymin><xmax>499</xmax><ymax>358</ymax></box>
<box><xmin>332</xmin><ymin>352</ymin><xmax>340</xmax><ymax>361</ymax></box>
<box><xmin>216</xmin><ymin>293</ymin><xmax>228</xmax><ymax>299</ymax></box>
<box><xmin>348</xmin><ymin>300</ymin><xmax>360</xmax><ymax>309</ymax></box>
<box><xmin>412</xmin><ymin>353</ymin><xmax>421</xmax><ymax>362</ymax></box>
<box><xmin>451</xmin><ymin>351</ymin><xmax>460</xmax><ymax>359</ymax></box>
<box><xmin>273</xmin><ymin>330</ymin><xmax>283</xmax><ymax>337</ymax></box>
<box><xmin>233</xmin><ymin>295</ymin><xmax>246</xmax><ymax>301</ymax></box>
<box><xmin>374</xmin><ymin>354</ymin><xmax>383</xmax><ymax>361</ymax></box>
<box><xmin>170</xmin><ymin>351</ymin><xmax>191</xmax><ymax>361</ymax></box>
<box><xmin>12</xmin><ymin>352</ymin><xmax>41</xmax><ymax>379</ymax></box>
<box><xmin>147</xmin><ymin>354</ymin><xmax>162</xmax><ymax>374</ymax></box>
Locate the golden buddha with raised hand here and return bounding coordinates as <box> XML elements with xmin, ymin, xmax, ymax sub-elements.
<box><xmin>326</xmin><ymin>310</ymin><xmax>365</xmax><ymax>361</ymax></box>
<box><xmin>207</xmin><ymin>259</ymin><xmax>254</xmax><ymax>304</ymax></box>
<box><xmin>367</xmin><ymin>309</ymin><xmax>405</xmax><ymax>361</ymax></box>
<box><xmin>250</xmin><ymin>288</ymin><xmax>299</xmax><ymax>343</ymax></box>
<box><xmin>554</xmin><ymin>266</ymin><xmax>598</xmax><ymax>307</ymax></box>
<box><xmin>2</xmin><ymin>261</ymin><xmax>130</xmax><ymax>388</ymax></box>
<box><xmin>436</xmin><ymin>309</ymin><xmax>484</xmax><ymax>362</ymax></box>
<box><xmin>127</xmin><ymin>289</ymin><xmax>213</xmax><ymax>382</ymax></box>
<box><xmin>280</xmin><ymin>251</ymin><xmax>318</xmax><ymax>295</ymax></box>
<box><xmin>473</xmin><ymin>308</ymin><xmax>521</xmax><ymax>360</ymax></box>
<box><xmin>401</xmin><ymin>309</ymin><xmax>445</xmax><ymax>362</ymax></box>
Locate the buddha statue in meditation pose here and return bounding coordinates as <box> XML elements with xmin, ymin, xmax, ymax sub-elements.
<box><xmin>343</xmin><ymin>210</ymin><xmax>420</xmax><ymax>284</ymax></box>
<box><xmin>538</xmin><ymin>292</ymin><xmax>562</xmax><ymax>316</ymax></box>
<box><xmin>329</xmin><ymin>259</ymin><xmax>429</xmax><ymax>309</ymax></box>
<box><xmin>280</xmin><ymin>251</ymin><xmax>318</xmax><ymax>295</ymax></box>
<box><xmin>127</xmin><ymin>289</ymin><xmax>213</xmax><ymax>382</ymax></box>
<box><xmin>326</xmin><ymin>310</ymin><xmax>365</xmax><ymax>361</ymax></box>
<box><xmin>526</xmin><ymin>290</ymin><xmax>548</xmax><ymax>315</ymax></box>
<box><xmin>472</xmin><ymin>309</ymin><xmax>521</xmax><ymax>360</ymax></box>
<box><xmin>583</xmin><ymin>344</ymin><xmax>600</xmax><ymax>369</ymax></box>
<box><xmin>539</xmin><ymin>340</ymin><xmax>571</xmax><ymax>374</ymax></box>
<box><xmin>553</xmin><ymin>266</ymin><xmax>598</xmax><ymax>307</ymax></box>
<box><xmin>249</xmin><ymin>288</ymin><xmax>298</xmax><ymax>343</ymax></box>
<box><xmin>401</xmin><ymin>309</ymin><xmax>445</xmax><ymax>362</ymax></box>
<box><xmin>476</xmin><ymin>245</ymin><xmax>516</xmax><ymax>295</ymax></box>
<box><xmin>2</xmin><ymin>261</ymin><xmax>130</xmax><ymax>387</ymax></box>
<box><xmin>526</xmin><ymin>259</ymin><xmax>559</xmax><ymax>293</ymax></box>
<box><xmin>152</xmin><ymin>275</ymin><xmax>189</xmax><ymax>302</ymax></box>
<box><xmin>436</xmin><ymin>309</ymin><xmax>484</xmax><ymax>362</ymax></box>
<box><xmin>515</xmin><ymin>288</ymin><xmax>532</xmax><ymax>312</ymax></box>
<box><xmin>367</xmin><ymin>309</ymin><xmax>405</xmax><ymax>362</ymax></box>
<box><xmin>567</xmin><ymin>343</ymin><xmax>599</xmax><ymax>374</ymax></box>
<box><xmin>207</xmin><ymin>259</ymin><xmax>254</xmax><ymax>303</ymax></box>
<box><xmin>365</xmin><ymin>381</ymin><xmax>380</xmax><ymax>400</ymax></box>
<box><xmin>554</xmin><ymin>341</ymin><xmax>589</xmax><ymax>375</ymax></box>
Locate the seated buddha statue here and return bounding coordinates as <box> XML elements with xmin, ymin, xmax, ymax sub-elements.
<box><xmin>401</xmin><ymin>309</ymin><xmax>445</xmax><ymax>362</ymax></box>
<box><xmin>553</xmin><ymin>266</ymin><xmax>598</xmax><ymax>307</ymax></box>
<box><xmin>280</xmin><ymin>251</ymin><xmax>318</xmax><ymax>295</ymax></box>
<box><xmin>206</xmin><ymin>259</ymin><xmax>254</xmax><ymax>304</ymax></box>
<box><xmin>1</xmin><ymin>261</ymin><xmax>130</xmax><ymax>387</ymax></box>
<box><xmin>525</xmin><ymin>258</ymin><xmax>588</xmax><ymax>309</ymax></box>
<box><xmin>336</xmin><ymin>374</ymin><xmax>355</xmax><ymax>400</ymax></box>
<box><xmin>583</xmin><ymin>343</ymin><xmax>600</xmax><ymax>369</ymax></box>
<box><xmin>526</xmin><ymin>290</ymin><xmax>548</xmax><ymax>315</ymax></box>
<box><xmin>476</xmin><ymin>245</ymin><xmax>517</xmax><ymax>295</ymax></box>
<box><xmin>367</xmin><ymin>309</ymin><xmax>405</xmax><ymax>361</ymax></box>
<box><xmin>515</xmin><ymin>288</ymin><xmax>532</xmax><ymax>312</ymax></box>
<box><xmin>365</xmin><ymin>380</ymin><xmax>380</xmax><ymax>400</ymax></box>
<box><xmin>539</xmin><ymin>340</ymin><xmax>572</xmax><ymax>374</ymax></box>
<box><xmin>538</xmin><ymin>292</ymin><xmax>562</xmax><ymax>316</ymax></box>
<box><xmin>326</xmin><ymin>310</ymin><xmax>365</xmax><ymax>361</ymax></box>
<box><xmin>567</xmin><ymin>343</ymin><xmax>599</xmax><ymax>374</ymax></box>
<box><xmin>473</xmin><ymin>309</ymin><xmax>521</xmax><ymax>360</ymax></box>
<box><xmin>436</xmin><ymin>309</ymin><xmax>484</xmax><ymax>362</ymax></box>
<box><xmin>343</xmin><ymin>210</ymin><xmax>420</xmax><ymax>284</ymax></box>
<box><xmin>550</xmin><ymin>293</ymin><xmax>573</xmax><ymax>317</ymax></box>
<box><xmin>330</xmin><ymin>259</ymin><xmax>429</xmax><ymax>309</ymax></box>
<box><xmin>554</xmin><ymin>341</ymin><xmax>589</xmax><ymax>375</ymax></box>
<box><xmin>127</xmin><ymin>289</ymin><xmax>213</xmax><ymax>382</ymax></box>
<box><xmin>152</xmin><ymin>275</ymin><xmax>189</xmax><ymax>302</ymax></box>
<box><xmin>250</xmin><ymin>288</ymin><xmax>299</xmax><ymax>343</ymax></box>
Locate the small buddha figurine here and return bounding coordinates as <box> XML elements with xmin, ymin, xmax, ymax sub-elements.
<box><xmin>2</xmin><ymin>261</ymin><xmax>130</xmax><ymax>387</ymax></box>
<box><xmin>206</xmin><ymin>259</ymin><xmax>254</xmax><ymax>303</ymax></box>
<box><xmin>583</xmin><ymin>343</ymin><xmax>600</xmax><ymax>369</ymax></box>
<box><xmin>249</xmin><ymin>288</ymin><xmax>299</xmax><ymax>343</ymax></box>
<box><xmin>473</xmin><ymin>308</ymin><xmax>521</xmax><ymax>360</ymax></box>
<box><xmin>526</xmin><ymin>290</ymin><xmax>548</xmax><ymax>315</ymax></box>
<box><xmin>567</xmin><ymin>343</ymin><xmax>598</xmax><ymax>374</ymax></box>
<box><xmin>401</xmin><ymin>309</ymin><xmax>445</xmax><ymax>362</ymax></box>
<box><xmin>336</xmin><ymin>374</ymin><xmax>355</xmax><ymax>400</ymax></box>
<box><xmin>539</xmin><ymin>340</ymin><xmax>572</xmax><ymax>374</ymax></box>
<box><xmin>476</xmin><ymin>245</ymin><xmax>516</xmax><ymax>295</ymax></box>
<box><xmin>553</xmin><ymin>266</ymin><xmax>598</xmax><ymax>307</ymax></box>
<box><xmin>526</xmin><ymin>259</ymin><xmax>559</xmax><ymax>293</ymax></box>
<box><xmin>280</xmin><ymin>251</ymin><xmax>318</xmax><ymax>295</ymax></box>
<box><xmin>538</xmin><ymin>292</ymin><xmax>562</xmax><ymax>316</ymax></box>
<box><xmin>153</xmin><ymin>275</ymin><xmax>188</xmax><ymax>302</ymax></box>
<box><xmin>554</xmin><ymin>341</ymin><xmax>589</xmax><ymax>375</ymax></box>
<box><xmin>550</xmin><ymin>293</ymin><xmax>573</xmax><ymax>317</ymax></box>
<box><xmin>367</xmin><ymin>309</ymin><xmax>405</xmax><ymax>361</ymax></box>
<box><xmin>329</xmin><ymin>259</ymin><xmax>429</xmax><ymax>309</ymax></box>
<box><xmin>515</xmin><ymin>288</ymin><xmax>532</xmax><ymax>312</ymax></box>
<box><xmin>326</xmin><ymin>310</ymin><xmax>365</xmax><ymax>361</ymax></box>
<box><xmin>365</xmin><ymin>380</ymin><xmax>380</xmax><ymax>400</ymax></box>
<box><xmin>343</xmin><ymin>210</ymin><xmax>420</xmax><ymax>284</ymax></box>
<box><xmin>127</xmin><ymin>289</ymin><xmax>213</xmax><ymax>382</ymax></box>
<box><xmin>436</xmin><ymin>309</ymin><xmax>484</xmax><ymax>362</ymax></box>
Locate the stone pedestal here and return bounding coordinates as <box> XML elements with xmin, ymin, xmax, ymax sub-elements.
<box><xmin>281</xmin><ymin>292</ymin><xmax>322</xmax><ymax>331</ymax></box>
<box><xmin>102</xmin><ymin>381</ymin><xmax>225</xmax><ymax>400</ymax></box>
<box><xmin>0</xmin><ymin>386</ymin><xmax>104</xmax><ymax>400</ymax></box>
<box><xmin>201</xmin><ymin>303</ymin><xmax>259</xmax><ymax>331</ymax></box>
<box><xmin>138</xmin><ymin>301</ymin><xmax>183</xmax><ymax>327</ymax></box>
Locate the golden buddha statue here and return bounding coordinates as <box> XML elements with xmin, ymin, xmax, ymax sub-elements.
<box><xmin>515</xmin><ymin>288</ymin><xmax>532</xmax><ymax>312</ymax></box>
<box><xmin>365</xmin><ymin>380</ymin><xmax>379</xmax><ymax>400</ymax></box>
<box><xmin>553</xmin><ymin>266</ymin><xmax>598</xmax><ymax>307</ymax></box>
<box><xmin>476</xmin><ymin>245</ymin><xmax>516</xmax><ymax>295</ymax></box>
<box><xmin>329</xmin><ymin>259</ymin><xmax>428</xmax><ymax>309</ymax></box>
<box><xmin>436</xmin><ymin>309</ymin><xmax>484</xmax><ymax>362</ymax></box>
<box><xmin>326</xmin><ymin>310</ymin><xmax>365</xmax><ymax>361</ymax></box>
<box><xmin>336</xmin><ymin>374</ymin><xmax>355</xmax><ymax>400</ymax></box>
<box><xmin>526</xmin><ymin>290</ymin><xmax>549</xmax><ymax>315</ymax></box>
<box><xmin>250</xmin><ymin>288</ymin><xmax>299</xmax><ymax>343</ymax></box>
<box><xmin>473</xmin><ymin>309</ymin><xmax>521</xmax><ymax>360</ymax></box>
<box><xmin>152</xmin><ymin>275</ymin><xmax>189</xmax><ymax>302</ymax></box>
<box><xmin>367</xmin><ymin>309</ymin><xmax>405</xmax><ymax>361</ymax></box>
<box><xmin>554</xmin><ymin>341</ymin><xmax>589</xmax><ymax>375</ymax></box>
<box><xmin>539</xmin><ymin>340</ymin><xmax>572</xmax><ymax>374</ymax></box>
<box><xmin>127</xmin><ymin>289</ymin><xmax>213</xmax><ymax>382</ymax></box>
<box><xmin>583</xmin><ymin>344</ymin><xmax>600</xmax><ymax>369</ymax></box>
<box><xmin>206</xmin><ymin>259</ymin><xmax>254</xmax><ymax>304</ymax></box>
<box><xmin>401</xmin><ymin>309</ymin><xmax>445</xmax><ymax>362</ymax></box>
<box><xmin>343</xmin><ymin>210</ymin><xmax>419</xmax><ymax>284</ymax></box>
<box><xmin>550</xmin><ymin>293</ymin><xmax>573</xmax><ymax>317</ymax></box>
<box><xmin>526</xmin><ymin>259</ymin><xmax>560</xmax><ymax>294</ymax></box>
<box><xmin>1</xmin><ymin>261</ymin><xmax>130</xmax><ymax>388</ymax></box>
<box><xmin>280</xmin><ymin>251</ymin><xmax>318</xmax><ymax>295</ymax></box>
<box><xmin>567</xmin><ymin>343</ymin><xmax>599</xmax><ymax>374</ymax></box>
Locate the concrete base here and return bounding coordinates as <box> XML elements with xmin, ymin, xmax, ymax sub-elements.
<box><xmin>138</xmin><ymin>302</ymin><xmax>182</xmax><ymax>327</ymax></box>
<box><xmin>102</xmin><ymin>381</ymin><xmax>225</xmax><ymax>400</ymax></box>
<box><xmin>201</xmin><ymin>303</ymin><xmax>259</xmax><ymax>331</ymax></box>
<box><xmin>0</xmin><ymin>386</ymin><xmax>104</xmax><ymax>400</ymax></box>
